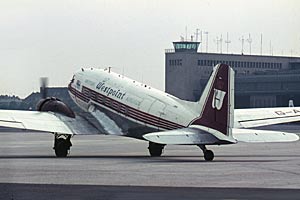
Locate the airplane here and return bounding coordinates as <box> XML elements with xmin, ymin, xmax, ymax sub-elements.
<box><xmin>0</xmin><ymin>64</ymin><xmax>299</xmax><ymax>161</ymax></box>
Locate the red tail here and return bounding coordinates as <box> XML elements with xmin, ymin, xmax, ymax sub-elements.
<box><xmin>189</xmin><ymin>64</ymin><xmax>234</xmax><ymax>136</ymax></box>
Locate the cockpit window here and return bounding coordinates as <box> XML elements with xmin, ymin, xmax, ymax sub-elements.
<box><xmin>70</xmin><ymin>75</ymin><xmax>75</xmax><ymax>83</ymax></box>
<box><xmin>76</xmin><ymin>80</ymin><xmax>81</xmax><ymax>87</ymax></box>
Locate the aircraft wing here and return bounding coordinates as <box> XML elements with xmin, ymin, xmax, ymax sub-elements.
<box><xmin>235</xmin><ymin>107</ymin><xmax>300</xmax><ymax>128</ymax></box>
<box><xmin>0</xmin><ymin>110</ymin><xmax>101</xmax><ymax>135</ymax></box>
<box><xmin>143</xmin><ymin>127</ymin><xmax>299</xmax><ymax>145</ymax></box>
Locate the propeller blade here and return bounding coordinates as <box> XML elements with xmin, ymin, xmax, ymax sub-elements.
<box><xmin>40</xmin><ymin>77</ymin><xmax>49</xmax><ymax>99</ymax></box>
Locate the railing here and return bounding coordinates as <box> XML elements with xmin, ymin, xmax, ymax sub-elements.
<box><xmin>165</xmin><ymin>49</ymin><xmax>175</xmax><ymax>53</ymax></box>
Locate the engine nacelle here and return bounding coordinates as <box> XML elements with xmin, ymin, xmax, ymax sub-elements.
<box><xmin>36</xmin><ymin>97</ymin><xmax>75</xmax><ymax>118</ymax></box>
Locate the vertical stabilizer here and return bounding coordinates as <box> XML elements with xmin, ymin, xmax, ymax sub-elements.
<box><xmin>189</xmin><ymin>64</ymin><xmax>234</xmax><ymax>137</ymax></box>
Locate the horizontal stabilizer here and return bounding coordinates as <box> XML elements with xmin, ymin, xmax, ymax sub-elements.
<box><xmin>143</xmin><ymin>126</ymin><xmax>236</xmax><ymax>145</ymax></box>
<box><xmin>233</xmin><ymin>128</ymin><xmax>299</xmax><ymax>143</ymax></box>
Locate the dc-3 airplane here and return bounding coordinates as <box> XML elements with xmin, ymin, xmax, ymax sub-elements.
<box><xmin>0</xmin><ymin>64</ymin><xmax>299</xmax><ymax>161</ymax></box>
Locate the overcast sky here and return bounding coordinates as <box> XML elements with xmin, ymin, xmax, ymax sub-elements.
<box><xmin>1</xmin><ymin>0</ymin><xmax>300</xmax><ymax>98</ymax></box>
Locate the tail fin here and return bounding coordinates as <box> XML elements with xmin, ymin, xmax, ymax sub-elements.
<box><xmin>189</xmin><ymin>64</ymin><xmax>234</xmax><ymax>137</ymax></box>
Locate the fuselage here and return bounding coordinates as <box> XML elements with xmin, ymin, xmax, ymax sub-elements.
<box><xmin>68</xmin><ymin>68</ymin><xmax>198</xmax><ymax>138</ymax></box>
<box><xmin>68</xmin><ymin>67</ymin><xmax>300</xmax><ymax>138</ymax></box>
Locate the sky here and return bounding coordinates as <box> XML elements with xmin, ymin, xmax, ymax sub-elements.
<box><xmin>0</xmin><ymin>0</ymin><xmax>300</xmax><ymax>98</ymax></box>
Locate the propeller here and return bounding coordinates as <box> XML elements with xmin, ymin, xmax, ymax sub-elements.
<box><xmin>40</xmin><ymin>77</ymin><xmax>49</xmax><ymax>99</ymax></box>
<box><xmin>36</xmin><ymin>77</ymin><xmax>74</xmax><ymax>118</ymax></box>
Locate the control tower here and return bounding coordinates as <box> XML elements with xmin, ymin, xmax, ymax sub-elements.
<box><xmin>172</xmin><ymin>41</ymin><xmax>200</xmax><ymax>53</ymax></box>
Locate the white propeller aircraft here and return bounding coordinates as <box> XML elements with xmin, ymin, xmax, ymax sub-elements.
<box><xmin>0</xmin><ymin>64</ymin><xmax>299</xmax><ymax>161</ymax></box>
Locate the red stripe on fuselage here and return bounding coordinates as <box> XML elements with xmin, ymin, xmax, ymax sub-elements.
<box><xmin>68</xmin><ymin>84</ymin><xmax>185</xmax><ymax>130</ymax></box>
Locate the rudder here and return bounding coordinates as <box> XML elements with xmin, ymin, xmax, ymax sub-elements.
<box><xmin>189</xmin><ymin>64</ymin><xmax>234</xmax><ymax>137</ymax></box>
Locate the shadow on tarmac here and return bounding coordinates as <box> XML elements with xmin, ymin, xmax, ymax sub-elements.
<box><xmin>0</xmin><ymin>154</ymin><xmax>291</xmax><ymax>163</ymax></box>
<box><xmin>1</xmin><ymin>183</ymin><xmax>300</xmax><ymax>200</ymax></box>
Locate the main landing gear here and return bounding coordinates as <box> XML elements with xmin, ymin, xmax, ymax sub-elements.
<box><xmin>53</xmin><ymin>134</ymin><xmax>72</xmax><ymax>157</ymax></box>
<box><xmin>198</xmin><ymin>145</ymin><xmax>214</xmax><ymax>161</ymax></box>
<box><xmin>148</xmin><ymin>142</ymin><xmax>165</xmax><ymax>157</ymax></box>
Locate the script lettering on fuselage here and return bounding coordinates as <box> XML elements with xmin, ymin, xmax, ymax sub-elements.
<box><xmin>96</xmin><ymin>81</ymin><xmax>126</xmax><ymax>100</ymax></box>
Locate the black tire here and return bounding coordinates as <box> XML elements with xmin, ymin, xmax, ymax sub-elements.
<box><xmin>54</xmin><ymin>138</ymin><xmax>69</xmax><ymax>157</ymax></box>
<box><xmin>204</xmin><ymin>150</ymin><xmax>214</xmax><ymax>161</ymax></box>
<box><xmin>148</xmin><ymin>142</ymin><xmax>164</xmax><ymax>157</ymax></box>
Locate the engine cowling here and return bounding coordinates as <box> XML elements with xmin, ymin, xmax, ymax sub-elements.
<box><xmin>36</xmin><ymin>97</ymin><xmax>75</xmax><ymax>118</ymax></box>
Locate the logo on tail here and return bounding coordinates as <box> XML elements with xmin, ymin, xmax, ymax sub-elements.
<box><xmin>212</xmin><ymin>88</ymin><xmax>226</xmax><ymax>110</ymax></box>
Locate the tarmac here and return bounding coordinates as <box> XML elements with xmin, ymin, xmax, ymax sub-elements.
<box><xmin>0</xmin><ymin>131</ymin><xmax>300</xmax><ymax>199</ymax></box>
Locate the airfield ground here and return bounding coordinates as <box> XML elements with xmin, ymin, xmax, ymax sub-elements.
<box><xmin>0</xmin><ymin>131</ymin><xmax>300</xmax><ymax>199</ymax></box>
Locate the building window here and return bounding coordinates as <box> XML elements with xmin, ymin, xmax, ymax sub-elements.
<box><xmin>169</xmin><ymin>59</ymin><xmax>182</xmax><ymax>66</ymax></box>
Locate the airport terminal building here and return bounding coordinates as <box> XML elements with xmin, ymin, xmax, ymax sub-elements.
<box><xmin>165</xmin><ymin>41</ymin><xmax>300</xmax><ymax>108</ymax></box>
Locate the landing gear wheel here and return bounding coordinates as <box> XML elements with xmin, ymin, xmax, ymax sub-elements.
<box><xmin>148</xmin><ymin>142</ymin><xmax>165</xmax><ymax>157</ymax></box>
<box><xmin>53</xmin><ymin>134</ymin><xmax>72</xmax><ymax>157</ymax></box>
<box><xmin>198</xmin><ymin>145</ymin><xmax>214</xmax><ymax>161</ymax></box>
<box><xmin>54</xmin><ymin>138</ymin><xmax>69</xmax><ymax>157</ymax></box>
<box><xmin>204</xmin><ymin>150</ymin><xmax>214</xmax><ymax>161</ymax></box>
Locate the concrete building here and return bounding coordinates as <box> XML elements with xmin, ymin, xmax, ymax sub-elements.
<box><xmin>165</xmin><ymin>41</ymin><xmax>300</xmax><ymax>108</ymax></box>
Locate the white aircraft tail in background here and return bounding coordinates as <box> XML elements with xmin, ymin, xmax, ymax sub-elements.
<box><xmin>289</xmin><ymin>100</ymin><xmax>294</xmax><ymax>107</ymax></box>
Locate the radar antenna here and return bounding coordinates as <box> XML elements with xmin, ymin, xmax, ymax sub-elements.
<box><xmin>204</xmin><ymin>31</ymin><xmax>209</xmax><ymax>53</ymax></box>
<box><xmin>225</xmin><ymin>32</ymin><xmax>231</xmax><ymax>53</ymax></box>
<box><xmin>239</xmin><ymin>36</ymin><xmax>245</xmax><ymax>55</ymax></box>
<box><xmin>246</xmin><ymin>34</ymin><xmax>252</xmax><ymax>55</ymax></box>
